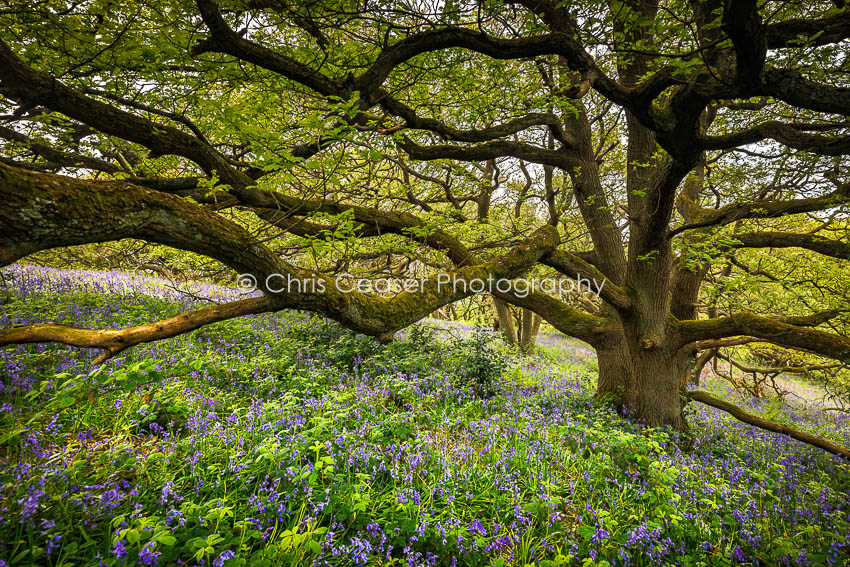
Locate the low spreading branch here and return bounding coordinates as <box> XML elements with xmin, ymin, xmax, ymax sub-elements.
<box><xmin>0</xmin><ymin>297</ymin><xmax>272</xmax><ymax>364</ymax></box>
<box><xmin>686</xmin><ymin>390</ymin><xmax>850</xmax><ymax>459</ymax></box>
<box><xmin>0</xmin><ymin>162</ymin><xmax>584</xmax><ymax>342</ymax></box>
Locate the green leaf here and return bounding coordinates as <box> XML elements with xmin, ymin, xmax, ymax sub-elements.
<box><xmin>123</xmin><ymin>528</ymin><xmax>140</xmax><ymax>544</ymax></box>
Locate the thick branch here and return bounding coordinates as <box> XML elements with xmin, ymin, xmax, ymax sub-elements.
<box><xmin>0</xmin><ymin>162</ymin><xmax>570</xmax><ymax>342</ymax></box>
<box><xmin>762</xmin><ymin>69</ymin><xmax>850</xmax><ymax>117</ymax></box>
<box><xmin>398</xmin><ymin>138</ymin><xmax>569</xmax><ymax>168</ymax></box>
<box><xmin>671</xmin><ymin>185</ymin><xmax>850</xmax><ymax>235</ymax></box>
<box><xmin>543</xmin><ymin>250</ymin><xmax>631</xmax><ymax>310</ymax></box>
<box><xmin>700</xmin><ymin>121</ymin><xmax>850</xmax><ymax>155</ymax></box>
<box><xmin>0</xmin><ymin>162</ymin><xmax>281</xmax><ymax>276</ymax></box>
<box><xmin>493</xmin><ymin>288</ymin><xmax>615</xmax><ymax>345</ymax></box>
<box><xmin>0</xmin><ymin>297</ymin><xmax>272</xmax><ymax>364</ymax></box>
<box><xmin>252</xmin><ymin>198</ymin><xmax>616</xmax><ymax>344</ymax></box>
<box><xmin>677</xmin><ymin>311</ymin><xmax>850</xmax><ymax>362</ymax></box>
<box><xmin>377</xmin><ymin>98</ymin><xmax>566</xmax><ymax>143</ymax></box>
<box><xmin>731</xmin><ymin>231</ymin><xmax>850</xmax><ymax>259</ymax></box>
<box><xmin>722</xmin><ymin>0</ymin><xmax>766</xmax><ymax>94</ymax></box>
<box><xmin>765</xmin><ymin>11</ymin><xmax>850</xmax><ymax>49</ymax></box>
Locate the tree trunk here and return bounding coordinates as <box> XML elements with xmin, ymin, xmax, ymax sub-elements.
<box><xmin>493</xmin><ymin>297</ymin><xmax>517</xmax><ymax>344</ymax></box>
<box><xmin>595</xmin><ymin>335</ymin><xmax>632</xmax><ymax>404</ymax></box>
<box><xmin>518</xmin><ymin>308</ymin><xmax>540</xmax><ymax>354</ymax></box>
<box><xmin>623</xmin><ymin>343</ymin><xmax>692</xmax><ymax>430</ymax></box>
<box><xmin>595</xmin><ymin>316</ymin><xmax>691</xmax><ymax>429</ymax></box>
<box><xmin>530</xmin><ymin>310</ymin><xmax>542</xmax><ymax>342</ymax></box>
<box><xmin>596</xmin><ymin>335</ymin><xmax>691</xmax><ymax>429</ymax></box>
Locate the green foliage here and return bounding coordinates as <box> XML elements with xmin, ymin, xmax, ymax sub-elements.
<box><xmin>288</xmin><ymin>319</ymin><xmax>383</xmax><ymax>369</ymax></box>
<box><xmin>448</xmin><ymin>328</ymin><xmax>511</xmax><ymax>398</ymax></box>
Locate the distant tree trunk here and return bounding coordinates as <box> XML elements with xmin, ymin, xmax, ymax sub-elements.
<box><xmin>447</xmin><ymin>304</ymin><xmax>457</xmax><ymax>321</ymax></box>
<box><xmin>493</xmin><ymin>297</ymin><xmax>517</xmax><ymax>344</ymax></box>
<box><xmin>518</xmin><ymin>308</ymin><xmax>541</xmax><ymax>354</ymax></box>
<box><xmin>530</xmin><ymin>310</ymin><xmax>542</xmax><ymax>340</ymax></box>
<box><xmin>493</xmin><ymin>299</ymin><xmax>541</xmax><ymax>353</ymax></box>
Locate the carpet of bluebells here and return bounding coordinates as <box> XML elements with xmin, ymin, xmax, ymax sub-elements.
<box><xmin>0</xmin><ymin>265</ymin><xmax>849</xmax><ymax>567</ymax></box>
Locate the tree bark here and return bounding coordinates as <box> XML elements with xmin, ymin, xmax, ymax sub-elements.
<box><xmin>595</xmin><ymin>322</ymin><xmax>692</xmax><ymax>429</ymax></box>
<box><xmin>518</xmin><ymin>308</ymin><xmax>539</xmax><ymax>354</ymax></box>
<box><xmin>493</xmin><ymin>297</ymin><xmax>517</xmax><ymax>344</ymax></box>
<box><xmin>595</xmin><ymin>334</ymin><xmax>632</xmax><ymax>404</ymax></box>
<box><xmin>623</xmin><ymin>339</ymin><xmax>692</xmax><ymax>430</ymax></box>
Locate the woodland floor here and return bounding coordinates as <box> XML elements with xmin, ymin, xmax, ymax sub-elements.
<box><xmin>0</xmin><ymin>265</ymin><xmax>848</xmax><ymax>566</ymax></box>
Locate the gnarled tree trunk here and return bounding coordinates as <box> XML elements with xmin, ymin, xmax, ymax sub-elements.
<box><xmin>595</xmin><ymin>318</ymin><xmax>692</xmax><ymax>429</ymax></box>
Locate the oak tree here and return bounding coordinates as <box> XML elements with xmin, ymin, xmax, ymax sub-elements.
<box><xmin>1</xmin><ymin>0</ymin><xmax>850</xmax><ymax>453</ymax></box>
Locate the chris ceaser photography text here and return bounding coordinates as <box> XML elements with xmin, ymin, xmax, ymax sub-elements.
<box><xmin>236</xmin><ymin>272</ymin><xmax>607</xmax><ymax>299</ymax></box>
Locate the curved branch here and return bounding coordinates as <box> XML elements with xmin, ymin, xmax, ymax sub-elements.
<box><xmin>377</xmin><ymin>97</ymin><xmax>566</xmax><ymax>143</ymax></box>
<box><xmin>251</xmin><ymin>202</ymin><xmax>617</xmax><ymax>344</ymax></box>
<box><xmin>0</xmin><ymin>162</ymin><xmax>281</xmax><ymax>277</ymax></box>
<box><xmin>259</xmin><ymin>214</ymin><xmax>382</xmax><ymax>240</ymax></box>
<box><xmin>765</xmin><ymin>11</ymin><xmax>850</xmax><ymax>49</ymax></box>
<box><xmin>716</xmin><ymin>350</ymin><xmax>839</xmax><ymax>376</ymax></box>
<box><xmin>398</xmin><ymin>137</ymin><xmax>569</xmax><ymax>168</ymax></box>
<box><xmin>191</xmin><ymin>0</ymin><xmax>678</xmax><ymax>138</ymax></box>
<box><xmin>762</xmin><ymin>69</ymin><xmax>850</xmax><ymax>117</ymax></box>
<box><xmin>543</xmin><ymin>250</ymin><xmax>630</xmax><ymax>310</ymax></box>
<box><xmin>670</xmin><ymin>184</ymin><xmax>850</xmax><ymax>235</ymax></box>
<box><xmin>692</xmin><ymin>336</ymin><xmax>763</xmax><ymax>350</ymax></box>
<box><xmin>731</xmin><ymin>231</ymin><xmax>850</xmax><ymax>259</ymax></box>
<box><xmin>194</xmin><ymin>0</ymin><xmax>627</xmax><ymax>105</ymax></box>
<box><xmin>0</xmin><ymin>125</ymin><xmax>123</xmax><ymax>173</ymax></box>
<box><xmin>80</xmin><ymin>86</ymin><xmax>212</xmax><ymax>145</ymax></box>
<box><xmin>493</xmin><ymin>287</ymin><xmax>615</xmax><ymax>345</ymax></box>
<box><xmin>192</xmin><ymin>0</ymin><xmax>341</xmax><ymax>96</ymax></box>
<box><xmin>249</xmin><ymin>198</ymin><xmax>616</xmax><ymax>343</ymax></box>
<box><xmin>686</xmin><ymin>390</ymin><xmax>850</xmax><ymax>459</ymax></box>
<box><xmin>700</xmin><ymin>121</ymin><xmax>850</xmax><ymax>155</ymax></box>
<box><xmin>677</xmin><ymin>311</ymin><xmax>850</xmax><ymax>362</ymax></box>
<box><xmin>0</xmin><ymin>297</ymin><xmax>271</xmax><ymax>364</ymax></box>
<box><xmin>156</xmin><ymin>169</ymin><xmax>616</xmax><ymax>345</ymax></box>
<box><xmin>0</xmin><ymin>37</ymin><xmax>248</xmax><ymax>187</ymax></box>
<box><xmin>242</xmin><ymin>197</ymin><xmax>477</xmax><ymax>267</ymax></box>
